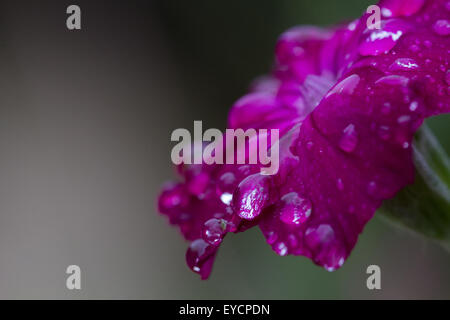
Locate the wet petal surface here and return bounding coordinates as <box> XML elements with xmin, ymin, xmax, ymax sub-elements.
<box><xmin>159</xmin><ymin>0</ymin><xmax>450</xmax><ymax>278</ymax></box>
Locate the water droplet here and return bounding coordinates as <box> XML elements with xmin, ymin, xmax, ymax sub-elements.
<box><xmin>234</xmin><ymin>174</ymin><xmax>270</xmax><ymax>220</ymax></box>
<box><xmin>278</xmin><ymin>192</ymin><xmax>312</xmax><ymax>225</ymax></box>
<box><xmin>397</xmin><ymin>115</ymin><xmax>411</xmax><ymax>124</ymax></box>
<box><xmin>409</xmin><ymin>44</ymin><xmax>420</xmax><ymax>52</ymax></box>
<box><xmin>389</xmin><ymin>58</ymin><xmax>419</xmax><ymax>71</ymax></box>
<box><xmin>266</xmin><ymin>231</ymin><xmax>278</xmax><ymax>245</ymax></box>
<box><xmin>359</xmin><ymin>20</ymin><xmax>408</xmax><ymax>56</ymax></box>
<box><xmin>409</xmin><ymin>101</ymin><xmax>419</xmax><ymax>111</ymax></box>
<box><xmin>378</xmin><ymin>126</ymin><xmax>391</xmax><ymax>140</ymax></box>
<box><xmin>202</xmin><ymin>218</ymin><xmax>228</xmax><ymax>246</ymax></box>
<box><xmin>433</xmin><ymin>20</ymin><xmax>450</xmax><ymax>36</ymax></box>
<box><xmin>305</xmin><ymin>224</ymin><xmax>335</xmax><ymax>250</ymax></box>
<box><xmin>336</xmin><ymin>178</ymin><xmax>344</xmax><ymax>191</ymax></box>
<box><xmin>375</xmin><ymin>75</ymin><xmax>409</xmax><ymax>86</ymax></box>
<box><xmin>275</xmin><ymin>242</ymin><xmax>288</xmax><ymax>256</ymax></box>
<box><xmin>367</xmin><ymin>181</ymin><xmax>378</xmax><ymax>196</ymax></box>
<box><xmin>288</xmin><ymin>234</ymin><xmax>298</xmax><ymax>248</ymax></box>
<box><xmin>339</xmin><ymin>124</ymin><xmax>358</xmax><ymax>153</ymax></box>
<box><xmin>360</xmin><ymin>30</ymin><xmax>404</xmax><ymax>56</ymax></box>
<box><xmin>381</xmin><ymin>8</ymin><xmax>393</xmax><ymax>18</ymax></box>
<box><xmin>220</xmin><ymin>192</ymin><xmax>233</xmax><ymax>205</ymax></box>
<box><xmin>381</xmin><ymin>102</ymin><xmax>391</xmax><ymax>115</ymax></box>
<box><xmin>186</xmin><ymin>239</ymin><xmax>215</xmax><ymax>279</ymax></box>
<box><xmin>348</xmin><ymin>20</ymin><xmax>358</xmax><ymax>31</ymax></box>
<box><xmin>326</xmin><ymin>74</ymin><xmax>360</xmax><ymax>98</ymax></box>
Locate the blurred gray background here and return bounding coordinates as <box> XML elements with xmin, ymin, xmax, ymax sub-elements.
<box><xmin>0</xmin><ymin>0</ymin><xmax>449</xmax><ymax>299</ymax></box>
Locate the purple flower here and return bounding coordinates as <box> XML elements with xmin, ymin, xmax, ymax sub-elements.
<box><xmin>158</xmin><ymin>0</ymin><xmax>450</xmax><ymax>279</ymax></box>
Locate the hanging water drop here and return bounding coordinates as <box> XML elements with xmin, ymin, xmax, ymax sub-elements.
<box><xmin>233</xmin><ymin>174</ymin><xmax>270</xmax><ymax>220</ymax></box>
<box><xmin>186</xmin><ymin>239</ymin><xmax>215</xmax><ymax>279</ymax></box>
<box><xmin>202</xmin><ymin>218</ymin><xmax>228</xmax><ymax>246</ymax></box>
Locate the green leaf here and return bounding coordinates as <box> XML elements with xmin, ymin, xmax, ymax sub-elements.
<box><xmin>379</xmin><ymin>125</ymin><xmax>450</xmax><ymax>251</ymax></box>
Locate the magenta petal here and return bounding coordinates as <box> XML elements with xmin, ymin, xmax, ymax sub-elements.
<box><xmin>258</xmin><ymin>0</ymin><xmax>450</xmax><ymax>270</ymax></box>
<box><xmin>227</xmin><ymin>92</ymin><xmax>280</xmax><ymax>130</ymax></box>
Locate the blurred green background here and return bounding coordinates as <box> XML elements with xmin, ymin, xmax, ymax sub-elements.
<box><xmin>154</xmin><ymin>0</ymin><xmax>450</xmax><ymax>299</ymax></box>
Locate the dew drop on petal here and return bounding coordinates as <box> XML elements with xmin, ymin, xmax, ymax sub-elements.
<box><xmin>275</xmin><ymin>242</ymin><xmax>288</xmax><ymax>256</ymax></box>
<box><xmin>266</xmin><ymin>231</ymin><xmax>278</xmax><ymax>245</ymax></box>
<box><xmin>233</xmin><ymin>174</ymin><xmax>270</xmax><ymax>220</ymax></box>
<box><xmin>423</xmin><ymin>40</ymin><xmax>432</xmax><ymax>48</ymax></box>
<box><xmin>305</xmin><ymin>224</ymin><xmax>335</xmax><ymax>250</ymax></box>
<box><xmin>409</xmin><ymin>101</ymin><xmax>419</xmax><ymax>111</ymax></box>
<box><xmin>409</xmin><ymin>44</ymin><xmax>420</xmax><ymax>52</ymax></box>
<box><xmin>220</xmin><ymin>192</ymin><xmax>233</xmax><ymax>205</ymax></box>
<box><xmin>433</xmin><ymin>20</ymin><xmax>450</xmax><ymax>36</ymax></box>
<box><xmin>326</xmin><ymin>74</ymin><xmax>360</xmax><ymax>97</ymax></box>
<box><xmin>367</xmin><ymin>181</ymin><xmax>378</xmax><ymax>197</ymax></box>
<box><xmin>273</xmin><ymin>242</ymin><xmax>288</xmax><ymax>256</ymax></box>
<box><xmin>336</xmin><ymin>178</ymin><xmax>344</xmax><ymax>191</ymax></box>
<box><xmin>397</xmin><ymin>115</ymin><xmax>411</xmax><ymax>124</ymax></box>
<box><xmin>324</xmin><ymin>252</ymin><xmax>346</xmax><ymax>272</ymax></box>
<box><xmin>339</xmin><ymin>124</ymin><xmax>358</xmax><ymax>153</ymax></box>
<box><xmin>381</xmin><ymin>102</ymin><xmax>391</xmax><ymax>115</ymax></box>
<box><xmin>389</xmin><ymin>58</ymin><xmax>419</xmax><ymax>71</ymax></box>
<box><xmin>375</xmin><ymin>75</ymin><xmax>410</xmax><ymax>86</ymax></box>
<box><xmin>359</xmin><ymin>20</ymin><xmax>407</xmax><ymax>57</ymax></box>
<box><xmin>278</xmin><ymin>192</ymin><xmax>312</xmax><ymax>225</ymax></box>
<box><xmin>288</xmin><ymin>234</ymin><xmax>299</xmax><ymax>248</ymax></box>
